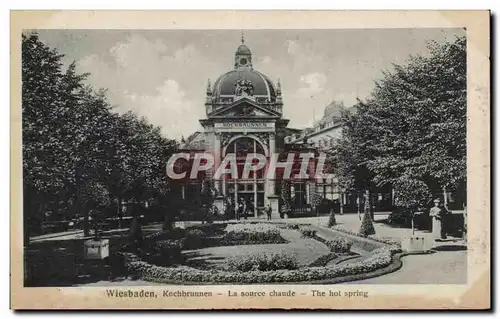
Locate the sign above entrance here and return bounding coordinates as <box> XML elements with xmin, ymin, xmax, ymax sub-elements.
<box><xmin>215</xmin><ymin>121</ymin><xmax>275</xmax><ymax>132</ymax></box>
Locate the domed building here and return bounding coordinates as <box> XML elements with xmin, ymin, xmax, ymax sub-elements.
<box><xmin>178</xmin><ymin>36</ymin><xmax>300</xmax><ymax>218</ymax></box>
<box><xmin>176</xmin><ymin>37</ymin><xmax>393</xmax><ymax>218</ymax></box>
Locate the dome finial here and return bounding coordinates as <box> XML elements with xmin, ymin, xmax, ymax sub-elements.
<box><xmin>206</xmin><ymin>78</ymin><xmax>212</xmax><ymax>93</ymax></box>
<box><xmin>241</xmin><ymin>30</ymin><xmax>245</xmax><ymax>44</ymax></box>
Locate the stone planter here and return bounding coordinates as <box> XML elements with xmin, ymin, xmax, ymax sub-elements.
<box><xmin>83</xmin><ymin>239</ymin><xmax>110</xmax><ymax>260</ymax></box>
<box><xmin>401</xmin><ymin>236</ymin><xmax>430</xmax><ymax>253</ymax></box>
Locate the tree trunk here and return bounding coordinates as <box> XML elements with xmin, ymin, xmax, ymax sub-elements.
<box><xmin>358</xmin><ymin>191</ymin><xmax>364</xmax><ymax>220</ymax></box>
<box><xmin>339</xmin><ymin>192</ymin><xmax>344</xmax><ymax>215</ymax></box>
<box><xmin>411</xmin><ymin>208</ymin><xmax>415</xmax><ymax>235</ymax></box>
<box><xmin>442</xmin><ymin>186</ymin><xmax>448</xmax><ymax>206</ymax></box>
<box><xmin>117</xmin><ymin>198</ymin><xmax>123</xmax><ymax>229</ymax></box>
<box><xmin>83</xmin><ymin>208</ymin><xmax>90</xmax><ymax>236</ymax></box>
<box><xmin>364</xmin><ymin>189</ymin><xmax>370</xmax><ymax>214</ymax></box>
<box><xmin>369</xmin><ymin>188</ymin><xmax>374</xmax><ymax>219</ymax></box>
<box><xmin>163</xmin><ymin>213</ymin><xmax>173</xmax><ymax>231</ymax></box>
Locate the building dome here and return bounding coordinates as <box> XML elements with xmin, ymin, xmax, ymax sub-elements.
<box><xmin>210</xmin><ymin>37</ymin><xmax>278</xmax><ymax>103</ymax></box>
<box><xmin>212</xmin><ymin>69</ymin><xmax>276</xmax><ymax>101</ymax></box>
<box><xmin>323</xmin><ymin>100</ymin><xmax>344</xmax><ymax>119</ymax></box>
<box><xmin>236</xmin><ymin>44</ymin><xmax>251</xmax><ymax>55</ymax></box>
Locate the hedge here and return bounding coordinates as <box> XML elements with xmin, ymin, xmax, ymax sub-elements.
<box><xmin>324</xmin><ymin>238</ymin><xmax>353</xmax><ymax>253</ymax></box>
<box><xmin>299</xmin><ymin>228</ymin><xmax>317</xmax><ymax>238</ymax></box>
<box><xmin>227</xmin><ymin>252</ymin><xmax>298</xmax><ymax>272</ymax></box>
<box><xmin>332</xmin><ymin>225</ymin><xmax>402</xmax><ymax>247</ymax></box>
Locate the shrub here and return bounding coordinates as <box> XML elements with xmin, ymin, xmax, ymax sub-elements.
<box><xmin>332</xmin><ymin>225</ymin><xmax>401</xmax><ymax>247</ymax></box>
<box><xmin>168</xmin><ymin>227</ymin><xmax>187</xmax><ymax>240</ymax></box>
<box><xmin>387</xmin><ymin>207</ymin><xmax>412</xmax><ymax>226</ymax></box>
<box><xmin>227</xmin><ymin>252</ymin><xmax>298</xmax><ymax>272</ymax></box>
<box><xmin>181</xmin><ymin>228</ymin><xmax>206</xmax><ymax>249</ymax></box>
<box><xmin>359</xmin><ymin>212</ymin><xmax>376</xmax><ymax>237</ymax></box>
<box><xmin>129</xmin><ymin>217</ymin><xmax>143</xmax><ymax>241</ymax></box>
<box><xmin>300</xmin><ymin>228</ymin><xmax>317</xmax><ymax>238</ymax></box>
<box><xmin>308</xmin><ymin>253</ymin><xmax>338</xmax><ymax>267</ymax></box>
<box><xmin>144</xmin><ymin>228</ymin><xmax>186</xmax><ymax>242</ymax></box>
<box><xmin>324</xmin><ymin>238</ymin><xmax>353</xmax><ymax>253</ymax></box>
<box><xmin>186</xmin><ymin>228</ymin><xmax>206</xmax><ymax>238</ymax></box>
<box><xmin>144</xmin><ymin>239</ymin><xmax>183</xmax><ymax>266</ymax></box>
<box><xmin>190</xmin><ymin>223</ymin><xmax>226</xmax><ymax>236</ymax></box>
<box><xmin>224</xmin><ymin>229</ymin><xmax>284</xmax><ymax>244</ymax></box>
<box><xmin>223</xmin><ymin>223</ymin><xmax>286</xmax><ymax>244</ymax></box>
<box><xmin>327</xmin><ymin>211</ymin><xmax>337</xmax><ymax>227</ymax></box>
<box><xmin>224</xmin><ymin>223</ymin><xmax>279</xmax><ymax>233</ymax></box>
<box><xmin>154</xmin><ymin>239</ymin><xmax>182</xmax><ymax>252</ymax></box>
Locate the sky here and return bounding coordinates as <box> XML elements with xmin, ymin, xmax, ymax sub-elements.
<box><xmin>36</xmin><ymin>28</ymin><xmax>464</xmax><ymax>140</ymax></box>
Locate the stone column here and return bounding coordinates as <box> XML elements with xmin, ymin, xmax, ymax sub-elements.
<box><xmin>268</xmin><ymin>133</ymin><xmax>276</xmax><ymax>196</ymax></box>
<box><xmin>214</xmin><ymin>132</ymin><xmax>222</xmax><ymax>194</ymax></box>
<box><xmin>266</xmin><ymin>133</ymin><xmax>279</xmax><ymax>218</ymax></box>
<box><xmin>306</xmin><ymin>183</ymin><xmax>311</xmax><ymax>205</ymax></box>
<box><xmin>213</xmin><ymin>132</ymin><xmax>225</xmax><ymax>216</ymax></box>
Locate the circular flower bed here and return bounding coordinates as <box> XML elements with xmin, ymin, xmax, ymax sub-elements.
<box><xmin>117</xmin><ymin>222</ymin><xmax>403</xmax><ymax>284</ymax></box>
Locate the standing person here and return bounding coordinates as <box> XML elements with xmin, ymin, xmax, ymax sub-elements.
<box><xmin>243</xmin><ymin>199</ymin><xmax>248</xmax><ymax>220</ymax></box>
<box><xmin>266</xmin><ymin>204</ymin><xmax>272</xmax><ymax>221</ymax></box>
<box><xmin>236</xmin><ymin>198</ymin><xmax>243</xmax><ymax>221</ymax></box>
<box><xmin>429</xmin><ymin>198</ymin><xmax>449</xmax><ymax>241</ymax></box>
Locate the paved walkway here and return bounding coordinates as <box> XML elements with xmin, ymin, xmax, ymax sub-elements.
<box><xmin>348</xmin><ymin>250</ymin><xmax>467</xmax><ymax>284</ymax></box>
<box><xmin>299</xmin><ymin>214</ymin><xmax>467</xmax><ymax>284</ymax></box>
<box><xmin>30</xmin><ymin>224</ymin><xmax>163</xmax><ymax>243</ymax></box>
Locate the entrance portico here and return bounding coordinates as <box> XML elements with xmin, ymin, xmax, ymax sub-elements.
<box><xmin>200</xmin><ymin>99</ymin><xmax>285</xmax><ymax>217</ymax></box>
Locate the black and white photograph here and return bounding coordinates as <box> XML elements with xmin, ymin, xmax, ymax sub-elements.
<box><xmin>11</xmin><ymin>10</ymin><xmax>490</xmax><ymax>310</ymax></box>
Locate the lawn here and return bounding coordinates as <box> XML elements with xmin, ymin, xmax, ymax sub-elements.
<box><xmin>183</xmin><ymin>228</ymin><xmax>331</xmax><ymax>270</ymax></box>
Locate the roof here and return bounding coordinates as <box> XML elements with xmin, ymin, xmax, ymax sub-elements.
<box><xmin>212</xmin><ymin>68</ymin><xmax>276</xmax><ymax>101</ymax></box>
<box><xmin>180</xmin><ymin>131</ymin><xmax>205</xmax><ymax>151</ymax></box>
<box><xmin>236</xmin><ymin>44</ymin><xmax>251</xmax><ymax>55</ymax></box>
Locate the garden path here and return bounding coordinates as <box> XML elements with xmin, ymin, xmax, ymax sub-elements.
<box><xmin>301</xmin><ymin>215</ymin><xmax>467</xmax><ymax>284</ymax></box>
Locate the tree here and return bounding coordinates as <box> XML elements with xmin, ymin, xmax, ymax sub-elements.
<box><xmin>327</xmin><ymin>209</ymin><xmax>337</xmax><ymax>227</ymax></box>
<box><xmin>79</xmin><ymin>180</ymin><xmax>111</xmax><ymax>238</ymax></box>
<box><xmin>329</xmin><ymin>36</ymin><xmax>466</xmax><ymax>224</ymax></box>
<box><xmin>324</xmin><ymin>101</ymin><xmax>377</xmax><ymax>218</ymax></box>
<box><xmin>309</xmin><ymin>186</ymin><xmax>323</xmax><ymax>217</ymax></box>
<box><xmin>200</xmin><ymin>179</ymin><xmax>214</xmax><ymax>223</ymax></box>
<box><xmin>22</xmin><ymin>33</ymin><xmax>179</xmax><ymax>239</ymax></box>
<box><xmin>359</xmin><ymin>190</ymin><xmax>376</xmax><ymax>236</ymax></box>
<box><xmin>280</xmin><ymin>180</ymin><xmax>292</xmax><ymax>217</ymax></box>
<box><xmin>392</xmin><ymin>178</ymin><xmax>432</xmax><ymax>234</ymax></box>
<box><xmin>365</xmin><ymin>36</ymin><xmax>466</xmax><ymax>209</ymax></box>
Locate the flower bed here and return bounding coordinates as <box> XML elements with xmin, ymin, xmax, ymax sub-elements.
<box><xmin>332</xmin><ymin>225</ymin><xmax>402</xmax><ymax>247</ymax></box>
<box><xmin>116</xmin><ymin>222</ymin><xmax>403</xmax><ymax>284</ymax></box>
<box><xmin>227</xmin><ymin>252</ymin><xmax>298</xmax><ymax>272</ymax></box>
<box><xmin>299</xmin><ymin>228</ymin><xmax>317</xmax><ymax>238</ymax></box>
<box><xmin>324</xmin><ymin>238</ymin><xmax>353</xmax><ymax>253</ymax></box>
<box><xmin>300</xmin><ymin>228</ymin><xmax>354</xmax><ymax>254</ymax></box>
<box><xmin>119</xmin><ymin>243</ymin><xmax>401</xmax><ymax>284</ymax></box>
<box><xmin>307</xmin><ymin>253</ymin><xmax>338</xmax><ymax>267</ymax></box>
<box><xmin>223</xmin><ymin>223</ymin><xmax>287</xmax><ymax>245</ymax></box>
<box><xmin>224</xmin><ymin>223</ymin><xmax>280</xmax><ymax>233</ymax></box>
